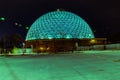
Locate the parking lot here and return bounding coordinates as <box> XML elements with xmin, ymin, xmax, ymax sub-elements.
<box><xmin>0</xmin><ymin>50</ymin><xmax>120</xmax><ymax>80</ymax></box>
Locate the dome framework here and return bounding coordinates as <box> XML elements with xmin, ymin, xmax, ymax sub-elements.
<box><xmin>26</xmin><ymin>11</ymin><xmax>94</xmax><ymax>41</ymax></box>
<box><xmin>25</xmin><ymin>11</ymin><xmax>95</xmax><ymax>52</ymax></box>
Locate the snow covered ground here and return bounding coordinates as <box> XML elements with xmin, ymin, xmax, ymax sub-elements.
<box><xmin>0</xmin><ymin>50</ymin><xmax>120</xmax><ymax>80</ymax></box>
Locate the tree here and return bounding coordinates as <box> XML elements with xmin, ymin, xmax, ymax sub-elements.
<box><xmin>10</xmin><ymin>34</ymin><xmax>24</xmax><ymax>48</ymax></box>
<box><xmin>0</xmin><ymin>34</ymin><xmax>24</xmax><ymax>54</ymax></box>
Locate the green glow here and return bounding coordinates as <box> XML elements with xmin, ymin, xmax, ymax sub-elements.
<box><xmin>0</xmin><ymin>17</ymin><xmax>5</xmax><ymax>21</ymax></box>
<box><xmin>26</xmin><ymin>11</ymin><xmax>94</xmax><ymax>40</ymax></box>
<box><xmin>66</xmin><ymin>34</ymin><xmax>72</xmax><ymax>39</ymax></box>
<box><xmin>26</xmin><ymin>27</ymin><xmax>29</xmax><ymax>30</ymax></box>
<box><xmin>12</xmin><ymin>47</ymin><xmax>18</xmax><ymax>54</ymax></box>
<box><xmin>48</xmin><ymin>35</ymin><xmax>53</xmax><ymax>39</ymax></box>
<box><xmin>56</xmin><ymin>34</ymin><xmax>62</xmax><ymax>38</ymax></box>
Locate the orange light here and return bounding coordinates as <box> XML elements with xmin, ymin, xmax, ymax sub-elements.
<box><xmin>47</xmin><ymin>47</ymin><xmax>50</xmax><ymax>50</ymax></box>
<box><xmin>40</xmin><ymin>47</ymin><xmax>44</xmax><ymax>50</ymax></box>
<box><xmin>90</xmin><ymin>39</ymin><xmax>96</xmax><ymax>44</ymax></box>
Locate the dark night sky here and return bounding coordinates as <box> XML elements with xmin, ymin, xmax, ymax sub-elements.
<box><xmin>0</xmin><ymin>0</ymin><xmax>120</xmax><ymax>40</ymax></box>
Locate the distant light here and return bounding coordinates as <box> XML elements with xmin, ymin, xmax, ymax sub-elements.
<box><xmin>90</xmin><ymin>39</ymin><xmax>96</xmax><ymax>44</ymax></box>
<box><xmin>56</xmin><ymin>34</ymin><xmax>62</xmax><ymax>38</ymax></box>
<box><xmin>18</xmin><ymin>24</ymin><xmax>22</xmax><ymax>27</ymax></box>
<box><xmin>0</xmin><ymin>17</ymin><xmax>5</xmax><ymax>21</ymax></box>
<box><xmin>66</xmin><ymin>34</ymin><xmax>72</xmax><ymax>39</ymax></box>
<box><xmin>14</xmin><ymin>22</ymin><xmax>18</xmax><ymax>26</ymax></box>
<box><xmin>25</xmin><ymin>26</ymin><xmax>29</xmax><ymax>30</ymax></box>
<box><xmin>47</xmin><ymin>47</ymin><xmax>50</xmax><ymax>50</ymax></box>
<box><xmin>40</xmin><ymin>47</ymin><xmax>44</xmax><ymax>50</ymax></box>
<box><xmin>57</xmin><ymin>9</ymin><xmax>60</xmax><ymax>11</ymax></box>
<box><xmin>48</xmin><ymin>35</ymin><xmax>53</xmax><ymax>39</ymax></box>
<box><xmin>89</xmin><ymin>34</ymin><xmax>92</xmax><ymax>36</ymax></box>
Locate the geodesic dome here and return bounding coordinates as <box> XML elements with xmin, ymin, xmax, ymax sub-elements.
<box><xmin>26</xmin><ymin>11</ymin><xmax>94</xmax><ymax>40</ymax></box>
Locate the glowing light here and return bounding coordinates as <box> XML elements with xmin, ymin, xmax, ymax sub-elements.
<box><xmin>66</xmin><ymin>34</ymin><xmax>72</xmax><ymax>39</ymax></box>
<box><xmin>12</xmin><ymin>47</ymin><xmax>18</xmax><ymax>54</ymax></box>
<box><xmin>57</xmin><ymin>9</ymin><xmax>60</xmax><ymax>11</ymax></box>
<box><xmin>56</xmin><ymin>34</ymin><xmax>62</xmax><ymax>38</ymax></box>
<box><xmin>0</xmin><ymin>17</ymin><xmax>5</xmax><ymax>21</ymax></box>
<box><xmin>14</xmin><ymin>22</ymin><xmax>18</xmax><ymax>26</ymax></box>
<box><xmin>48</xmin><ymin>35</ymin><xmax>53</xmax><ymax>39</ymax></box>
<box><xmin>90</xmin><ymin>39</ymin><xmax>96</xmax><ymax>44</ymax></box>
<box><xmin>40</xmin><ymin>47</ymin><xmax>44</xmax><ymax>50</ymax></box>
<box><xmin>47</xmin><ymin>47</ymin><xmax>50</xmax><ymax>50</ymax></box>
<box><xmin>26</xmin><ymin>27</ymin><xmax>29</xmax><ymax>30</ymax></box>
<box><xmin>26</xmin><ymin>11</ymin><xmax>94</xmax><ymax>40</ymax></box>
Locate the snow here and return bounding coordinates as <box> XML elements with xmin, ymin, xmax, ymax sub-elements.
<box><xmin>1</xmin><ymin>50</ymin><xmax>120</xmax><ymax>80</ymax></box>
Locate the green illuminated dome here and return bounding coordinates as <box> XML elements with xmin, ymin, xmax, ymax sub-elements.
<box><xmin>26</xmin><ymin>11</ymin><xmax>94</xmax><ymax>40</ymax></box>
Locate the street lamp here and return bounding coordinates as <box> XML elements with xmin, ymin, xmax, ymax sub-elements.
<box><xmin>90</xmin><ymin>39</ymin><xmax>96</xmax><ymax>44</ymax></box>
<box><xmin>90</xmin><ymin>39</ymin><xmax>97</xmax><ymax>50</ymax></box>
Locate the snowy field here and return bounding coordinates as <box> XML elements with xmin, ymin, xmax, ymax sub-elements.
<box><xmin>0</xmin><ymin>50</ymin><xmax>120</xmax><ymax>80</ymax></box>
